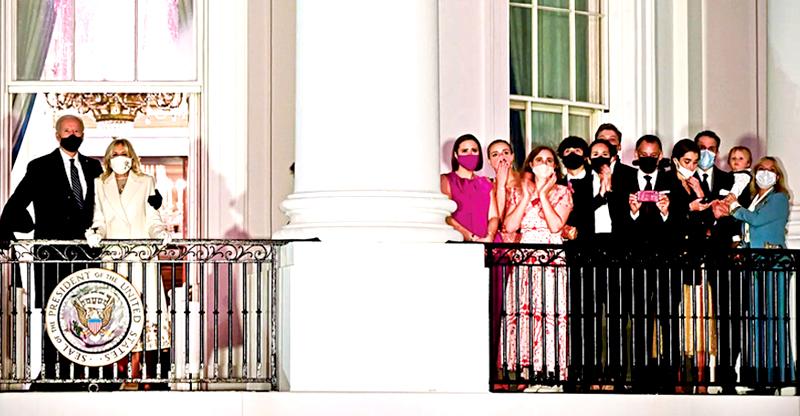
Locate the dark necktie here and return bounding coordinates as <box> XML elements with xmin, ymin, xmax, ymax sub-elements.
<box><xmin>70</xmin><ymin>159</ymin><xmax>84</xmax><ymax>210</ymax></box>
<box><xmin>701</xmin><ymin>173</ymin><xmax>711</xmax><ymax>196</ymax></box>
<box><xmin>644</xmin><ymin>175</ymin><xmax>653</xmax><ymax>191</ymax></box>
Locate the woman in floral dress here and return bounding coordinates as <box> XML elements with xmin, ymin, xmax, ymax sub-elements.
<box><xmin>501</xmin><ymin>146</ymin><xmax>573</xmax><ymax>383</ymax></box>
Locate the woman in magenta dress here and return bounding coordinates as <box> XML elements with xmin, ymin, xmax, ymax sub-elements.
<box><xmin>501</xmin><ymin>146</ymin><xmax>573</xmax><ymax>383</ymax></box>
<box><xmin>440</xmin><ymin>134</ymin><xmax>499</xmax><ymax>242</ymax></box>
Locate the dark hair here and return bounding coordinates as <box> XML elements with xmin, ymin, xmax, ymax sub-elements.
<box><xmin>450</xmin><ymin>134</ymin><xmax>484</xmax><ymax>172</ymax></box>
<box><xmin>594</xmin><ymin>123</ymin><xmax>622</xmax><ymax>142</ymax></box>
<box><xmin>671</xmin><ymin>138</ymin><xmax>700</xmax><ymax>160</ymax></box>
<box><xmin>693</xmin><ymin>130</ymin><xmax>721</xmax><ymax>148</ymax></box>
<box><xmin>635</xmin><ymin>134</ymin><xmax>662</xmax><ymax>151</ymax></box>
<box><xmin>589</xmin><ymin>138</ymin><xmax>617</xmax><ymax>158</ymax></box>
<box><xmin>557</xmin><ymin>136</ymin><xmax>589</xmax><ymax>157</ymax></box>
<box><xmin>523</xmin><ymin>146</ymin><xmax>563</xmax><ymax>181</ymax></box>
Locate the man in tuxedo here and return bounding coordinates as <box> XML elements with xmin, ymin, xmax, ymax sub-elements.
<box><xmin>0</xmin><ymin>114</ymin><xmax>103</xmax><ymax>387</ymax></box>
<box><xmin>616</xmin><ymin>135</ymin><xmax>676</xmax><ymax>390</ymax></box>
<box><xmin>594</xmin><ymin>124</ymin><xmax>638</xmax><ymax>235</ymax></box>
<box><xmin>693</xmin><ymin>130</ymin><xmax>742</xmax><ymax>392</ymax></box>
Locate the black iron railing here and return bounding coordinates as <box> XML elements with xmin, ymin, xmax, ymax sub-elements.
<box><xmin>487</xmin><ymin>243</ymin><xmax>800</xmax><ymax>394</ymax></box>
<box><xmin>0</xmin><ymin>240</ymin><xmax>284</xmax><ymax>392</ymax></box>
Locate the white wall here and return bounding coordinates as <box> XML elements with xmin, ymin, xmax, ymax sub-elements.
<box><xmin>205</xmin><ymin>0</ymin><xmax>295</xmax><ymax>238</ymax></box>
<box><xmin>603</xmin><ymin>0</ymin><xmax>656</xmax><ymax>163</ymax></box>
<box><xmin>438</xmin><ymin>0</ymin><xmax>507</xmax><ymax>176</ymax></box>
<box><xmin>652</xmin><ymin>0</ymin><xmax>765</xmax><ymax>164</ymax></box>
<box><xmin>767</xmin><ymin>0</ymin><xmax>800</xmax><ymax>248</ymax></box>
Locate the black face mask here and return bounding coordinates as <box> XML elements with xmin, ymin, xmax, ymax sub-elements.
<box><xmin>636</xmin><ymin>156</ymin><xmax>658</xmax><ymax>174</ymax></box>
<box><xmin>561</xmin><ymin>153</ymin><xmax>584</xmax><ymax>170</ymax></box>
<box><xmin>60</xmin><ymin>134</ymin><xmax>83</xmax><ymax>152</ymax></box>
<box><xmin>590</xmin><ymin>157</ymin><xmax>611</xmax><ymax>173</ymax></box>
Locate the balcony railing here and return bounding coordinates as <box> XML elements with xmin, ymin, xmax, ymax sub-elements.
<box><xmin>487</xmin><ymin>243</ymin><xmax>800</xmax><ymax>394</ymax></box>
<box><xmin>0</xmin><ymin>239</ymin><xmax>284</xmax><ymax>392</ymax></box>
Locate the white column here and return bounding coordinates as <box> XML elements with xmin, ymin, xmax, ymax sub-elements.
<box><xmin>275</xmin><ymin>1</ymin><xmax>487</xmax><ymax>393</ymax></box>
<box><xmin>767</xmin><ymin>0</ymin><xmax>800</xmax><ymax>248</ymax></box>
<box><xmin>275</xmin><ymin>0</ymin><xmax>459</xmax><ymax>242</ymax></box>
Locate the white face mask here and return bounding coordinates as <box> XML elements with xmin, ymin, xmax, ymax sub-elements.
<box><xmin>532</xmin><ymin>164</ymin><xmax>554</xmax><ymax>179</ymax></box>
<box><xmin>110</xmin><ymin>156</ymin><xmax>132</xmax><ymax>175</ymax></box>
<box><xmin>674</xmin><ymin>160</ymin><xmax>696</xmax><ymax>179</ymax></box>
<box><xmin>755</xmin><ymin>170</ymin><xmax>777</xmax><ymax>189</ymax></box>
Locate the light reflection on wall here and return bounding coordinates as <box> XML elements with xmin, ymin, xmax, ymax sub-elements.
<box><xmin>142</xmin><ymin>158</ymin><xmax>187</xmax><ymax>237</ymax></box>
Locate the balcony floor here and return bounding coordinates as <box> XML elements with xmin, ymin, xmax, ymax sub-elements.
<box><xmin>1</xmin><ymin>391</ymin><xmax>798</xmax><ymax>416</ymax></box>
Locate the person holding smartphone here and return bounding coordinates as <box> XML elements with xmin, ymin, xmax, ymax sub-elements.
<box><xmin>618</xmin><ymin>135</ymin><xmax>674</xmax><ymax>391</ymax></box>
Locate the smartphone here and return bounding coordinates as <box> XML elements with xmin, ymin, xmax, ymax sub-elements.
<box><xmin>637</xmin><ymin>190</ymin><xmax>661</xmax><ymax>202</ymax></box>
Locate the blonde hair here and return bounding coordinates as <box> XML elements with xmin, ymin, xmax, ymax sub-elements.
<box><xmin>749</xmin><ymin>156</ymin><xmax>789</xmax><ymax>197</ymax></box>
<box><xmin>728</xmin><ymin>146</ymin><xmax>752</xmax><ymax>168</ymax></box>
<box><xmin>100</xmin><ymin>138</ymin><xmax>143</xmax><ymax>180</ymax></box>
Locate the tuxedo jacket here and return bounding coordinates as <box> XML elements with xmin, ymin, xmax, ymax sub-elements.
<box><xmin>694</xmin><ymin>167</ymin><xmax>740</xmax><ymax>247</ymax></box>
<box><xmin>561</xmin><ymin>173</ymin><xmax>594</xmax><ymax>242</ymax></box>
<box><xmin>91</xmin><ymin>172</ymin><xmax>166</xmax><ymax>238</ymax></box>
<box><xmin>608</xmin><ymin>162</ymin><xmax>638</xmax><ymax>242</ymax></box>
<box><xmin>0</xmin><ymin>149</ymin><xmax>102</xmax><ymax>240</ymax></box>
<box><xmin>617</xmin><ymin>168</ymin><xmax>677</xmax><ymax>247</ymax></box>
<box><xmin>563</xmin><ymin>169</ymin><xmax>631</xmax><ymax>243</ymax></box>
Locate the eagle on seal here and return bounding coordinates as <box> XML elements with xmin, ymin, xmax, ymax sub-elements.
<box><xmin>74</xmin><ymin>297</ymin><xmax>115</xmax><ymax>336</ymax></box>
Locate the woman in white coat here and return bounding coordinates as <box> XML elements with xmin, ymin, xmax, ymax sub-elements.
<box><xmin>85</xmin><ymin>138</ymin><xmax>171</xmax><ymax>385</ymax></box>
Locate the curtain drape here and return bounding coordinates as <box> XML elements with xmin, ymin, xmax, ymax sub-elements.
<box><xmin>12</xmin><ymin>0</ymin><xmax>57</xmax><ymax>165</ymax></box>
<box><xmin>537</xmin><ymin>10</ymin><xmax>569</xmax><ymax>100</ymax></box>
<box><xmin>509</xmin><ymin>7</ymin><xmax>531</xmax><ymax>96</ymax></box>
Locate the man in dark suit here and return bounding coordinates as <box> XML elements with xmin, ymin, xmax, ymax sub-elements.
<box><xmin>0</xmin><ymin>114</ymin><xmax>103</xmax><ymax>386</ymax></box>
<box><xmin>594</xmin><ymin>124</ymin><xmax>638</xmax><ymax>239</ymax></box>
<box><xmin>693</xmin><ymin>130</ymin><xmax>742</xmax><ymax>392</ymax></box>
<box><xmin>693</xmin><ymin>130</ymin><xmax>736</xmax><ymax>244</ymax></box>
<box><xmin>615</xmin><ymin>135</ymin><xmax>676</xmax><ymax>391</ymax></box>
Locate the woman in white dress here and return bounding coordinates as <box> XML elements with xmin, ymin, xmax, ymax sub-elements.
<box><xmin>84</xmin><ymin>138</ymin><xmax>171</xmax><ymax>386</ymax></box>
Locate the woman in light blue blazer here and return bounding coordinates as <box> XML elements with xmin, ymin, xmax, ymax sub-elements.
<box><xmin>730</xmin><ymin>157</ymin><xmax>790</xmax><ymax>248</ymax></box>
<box><xmin>728</xmin><ymin>156</ymin><xmax>792</xmax><ymax>385</ymax></box>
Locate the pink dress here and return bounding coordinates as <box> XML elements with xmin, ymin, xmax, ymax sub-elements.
<box><xmin>503</xmin><ymin>184</ymin><xmax>572</xmax><ymax>381</ymax></box>
<box><xmin>446</xmin><ymin>172</ymin><xmax>493</xmax><ymax>238</ymax></box>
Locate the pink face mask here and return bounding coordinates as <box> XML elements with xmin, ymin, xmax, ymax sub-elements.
<box><xmin>457</xmin><ymin>154</ymin><xmax>480</xmax><ymax>171</ymax></box>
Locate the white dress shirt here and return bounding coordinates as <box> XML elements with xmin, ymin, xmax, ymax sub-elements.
<box><xmin>592</xmin><ymin>172</ymin><xmax>613</xmax><ymax>233</ymax></box>
<box><xmin>631</xmin><ymin>169</ymin><xmax>668</xmax><ymax>221</ymax></box>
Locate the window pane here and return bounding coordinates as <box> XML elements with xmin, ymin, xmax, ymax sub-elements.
<box><xmin>16</xmin><ymin>0</ymin><xmax>69</xmax><ymax>80</ymax></box>
<box><xmin>510</xmin><ymin>109</ymin><xmax>527</xmax><ymax>170</ymax></box>
<box><xmin>540</xmin><ymin>0</ymin><xmax>568</xmax><ymax>9</ymax></box>
<box><xmin>569</xmin><ymin>114</ymin><xmax>590</xmax><ymax>140</ymax></box>
<box><xmin>580</xmin><ymin>0</ymin><xmax>602</xmax><ymax>14</ymax></box>
<box><xmin>141</xmin><ymin>157</ymin><xmax>189</xmax><ymax>237</ymax></box>
<box><xmin>576</xmin><ymin>15</ymin><xmax>602</xmax><ymax>103</ymax></box>
<box><xmin>75</xmin><ymin>0</ymin><xmax>135</xmax><ymax>81</ymax></box>
<box><xmin>510</xmin><ymin>7</ymin><xmax>532</xmax><ymax>96</ymax></box>
<box><xmin>538</xmin><ymin>10</ymin><xmax>569</xmax><ymax>99</ymax></box>
<box><xmin>531</xmin><ymin>111</ymin><xmax>562</xmax><ymax>150</ymax></box>
<box><xmin>138</xmin><ymin>0</ymin><xmax>197</xmax><ymax>81</ymax></box>
<box><xmin>510</xmin><ymin>0</ymin><xmax>532</xmax><ymax>4</ymax></box>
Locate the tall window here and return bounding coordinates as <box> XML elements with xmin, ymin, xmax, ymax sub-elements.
<box><xmin>509</xmin><ymin>0</ymin><xmax>605</xmax><ymax>167</ymax></box>
<box><xmin>4</xmin><ymin>0</ymin><xmax>200</xmax><ymax>236</ymax></box>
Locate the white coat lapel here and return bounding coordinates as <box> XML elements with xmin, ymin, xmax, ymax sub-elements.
<box><xmin>103</xmin><ymin>175</ymin><xmax>130</xmax><ymax>224</ymax></box>
<box><xmin>119</xmin><ymin>173</ymin><xmax>144</xmax><ymax>222</ymax></box>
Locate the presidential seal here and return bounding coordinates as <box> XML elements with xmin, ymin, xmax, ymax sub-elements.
<box><xmin>45</xmin><ymin>268</ymin><xmax>145</xmax><ymax>367</ymax></box>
